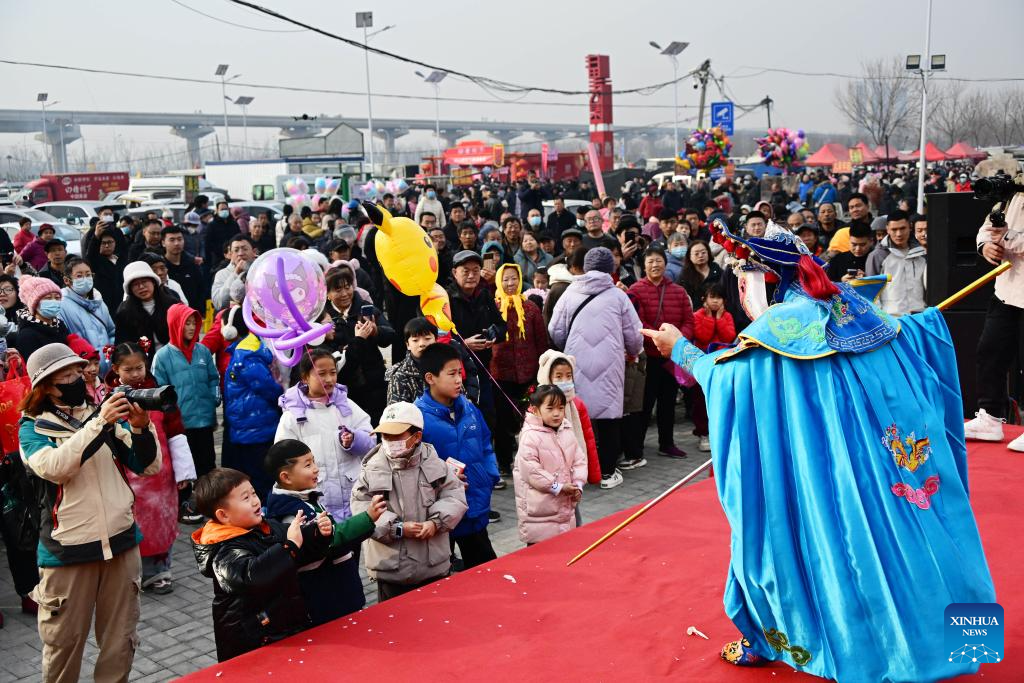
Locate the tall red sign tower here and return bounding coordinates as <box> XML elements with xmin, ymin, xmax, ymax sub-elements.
<box><xmin>587</xmin><ymin>54</ymin><xmax>613</xmax><ymax>173</ymax></box>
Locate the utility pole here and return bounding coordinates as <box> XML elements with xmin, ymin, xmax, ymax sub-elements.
<box><xmin>915</xmin><ymin>0</ymin><xmax>933</xmax><ymax>215</ymax></box>
<box><xmin>695</xmin><ymin>60</ymin><xmax>711</xmax><ymax>129</ymax></box>
<box><xmin>761</xmin><ymin>95</ymin><xmax>774</xmax><ymax>128</ymax></box>
<box><xmin>356</xmin><ymin>11</ymin><xmax>375</xmax><ymax>175</ymax></box>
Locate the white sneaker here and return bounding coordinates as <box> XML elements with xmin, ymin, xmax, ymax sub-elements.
<box><xmin>699</xmin><ymin>436</ymin><xmax>711</xmax><ymax>452</ymax></box>
<box><xmin>964</xmin><ymin>409</ymin><xmax>1005</xmax><ymax>442</ymax></box>
<box><xmin>600</xmin><ymin>469</ymin><xmax>624</xmax><ymax>490</ymax></box>
<box><xmin>1009</xmin><ymin>432</ymin><xmax>1024</xmax><ymax>453</ymax></box>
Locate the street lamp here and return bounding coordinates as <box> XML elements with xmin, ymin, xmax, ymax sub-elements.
<box><xmin>356</xmin><ymin>12</ymin><xmax>375</xmax><ymax>174</ymax></box>
<box><xmin>649</xmin><ymin>40</ymin><xmax>689</xmax><ymax>156</ymax></box>
<box><xmin>416</xmin><ymin>70</ymin><xmax>448</xmax><ymax>176</ymax></box>
<box><xmin>233</xmin><ymin>96</ymin><xmax>254</xmax><ymax>158</ymax></box>
<box><xmin>37</xmin><ymin>93</ymin><xmax>53</xmax><ymax>173</ymax></box>
<box><xmin>906</xmin><ymin>0</ymin><xmax>943</xmax><ymax>214</ymax></box>
<box><xmin>215</xmin><ymin>64</ymin><xmax>241</xmax><ymax>157</ymax></box>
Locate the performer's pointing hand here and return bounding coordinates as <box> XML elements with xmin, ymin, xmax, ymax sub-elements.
<box><xmin>641</xmin><ymin>323</ymin><xmax>684</xmax><ymax>358</ymax></box>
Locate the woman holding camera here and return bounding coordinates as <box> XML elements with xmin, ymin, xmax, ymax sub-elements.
<box><xmin>19</xmin><ymin>342</ymin><xmax>159</xmax><ymax>683</ymax></box>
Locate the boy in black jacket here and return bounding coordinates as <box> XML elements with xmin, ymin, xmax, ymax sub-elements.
<box><xmin>263</xmin><ymin>439</ymin><xmax>387</xmax><ymax>625</ymax></box>
<box><xmin>191</xmin><ymin>467</ymin><xmax>331</xmax><ymax>662</ymax></box>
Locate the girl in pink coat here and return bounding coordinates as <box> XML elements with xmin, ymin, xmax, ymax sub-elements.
<box><xmin>513</xmin><ymin>385</ymin><xmax>588</xmax><ymax>545</ymax></box>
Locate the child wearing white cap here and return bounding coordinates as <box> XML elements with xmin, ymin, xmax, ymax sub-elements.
<box><xmin>350</xmin><ymin>401</ymin><xmax>468</xmax><ymax>601</ymax></box>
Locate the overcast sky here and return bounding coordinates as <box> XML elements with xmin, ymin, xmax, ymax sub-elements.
<box><xmin>0</xmin><ymin>0</ymin><xmax>1020</xmax><ymax>162</ymax></box>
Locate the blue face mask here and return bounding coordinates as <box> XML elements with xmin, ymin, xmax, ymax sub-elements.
<box><xmin>426</xmin><ymin>191</ymin><xmax>437</xmax><ymax>200</ymax></box>
<box><xmin>121</xmin><ymin>226</ymin><xmax>132</xmax><ymax>235</ymax></box>
<box><xmin>38</xmin><ymin>299</ymin><xmax>61</xmax><ymax>319</ymax></box>
<box><xmin>528</xmin><ymin>216</ymin><xmax>542</xmax><ymax>227</ymax></box>
<box><xmin>218</xmin><ymin>210</ymin><xmax>230</xmax><ymax>219</ymax></box>
<box><xmin>71</xmin><ymin>277</ymin><xmax>93</xmax><ymax>295</ymax></box>
<box><xmin>554</xmin><ymin>380</ymin><xmax>574</xmax><ymax>397</ymax></box>
<box><xmin>670</xmin><ymin>246</ymin><xmax>688</xmax><ymax>259</ymax></box>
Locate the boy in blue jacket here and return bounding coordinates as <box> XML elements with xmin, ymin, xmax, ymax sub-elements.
<box><xmin>415</xmin><ymin>343</ymin><xmax>500</xmax><ymax>568</ymax></box>
<box><xmin>223</xmin><ymin>329</ymin><xmax>282</xmax><ymax>499</ymax></box>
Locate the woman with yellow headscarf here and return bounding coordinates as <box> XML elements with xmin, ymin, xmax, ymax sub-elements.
<box><xmin>490</xmin><ymin>263</ymin><xmax>551</xmax><ymax>484</ymax></box>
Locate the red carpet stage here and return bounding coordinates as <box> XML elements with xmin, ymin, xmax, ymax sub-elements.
<box><xmin>183</xmin><ymin>428</ymin><xmax>1023</xmax><ymax>682</ymax></box>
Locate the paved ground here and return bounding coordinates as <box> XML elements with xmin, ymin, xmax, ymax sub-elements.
<box><xmin>0</xmin><ymin>414</ymin><xmax>712</xmax><ymax>682</ymax></box>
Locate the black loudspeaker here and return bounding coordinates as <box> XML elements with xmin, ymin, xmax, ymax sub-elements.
<box><xmin>927</xmin><ymin>192</ymin><xmax>1022</xmax><ymax>417</ymax></box>
<box><xmin>925</xmin><ymin>191</ymin><xmax>997</xmax><ymax>310</ymax></box>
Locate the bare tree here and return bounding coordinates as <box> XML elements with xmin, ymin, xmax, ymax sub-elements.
<box><xmin>833</xmin><ymin>57</ymin><xmax>920</xmax><ymax>147</ymax></box>
<box><xmin>930</xmin><ymin>83</ymin><xmax>988</xmax><ymax>147</ymax></box>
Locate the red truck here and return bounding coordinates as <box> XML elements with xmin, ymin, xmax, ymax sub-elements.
<box><xmin>22</xmin><ymin>172</ymin><xmax>130</xmax><ymax>204</ymax></box>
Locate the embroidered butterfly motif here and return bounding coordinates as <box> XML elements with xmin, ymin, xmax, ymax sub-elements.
<box><xmin>881</xmin><ymin>423</ymin><xmax>931</xmax><ymax>472</ymax></box>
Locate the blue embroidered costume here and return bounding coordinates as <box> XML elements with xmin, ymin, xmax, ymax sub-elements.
<box><xmin>674</xmin><ymin>221</ymin><xmax>995</xmax><ymax>682</ymax></box>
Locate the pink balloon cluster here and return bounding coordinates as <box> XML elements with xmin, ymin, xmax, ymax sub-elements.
<box><xmin>755</xmin><ymin>128</ymin><xmax>810</xmax><ymax>170</ymax></box>
<box><xmin>285</xmin><ymin>176</ymin><xmax>344</xmax><ymax>209</ymax></box>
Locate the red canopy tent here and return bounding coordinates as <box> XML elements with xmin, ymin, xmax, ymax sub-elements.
<box><xmin>851</xmin><ymin>142</ymin><xmax>880</xmax><ymax>164</ymax></box>
<box><xmin>874</xmin><ymin>144</ymin><xmax>900</xmax><ymax>162</ymax></box>
<box><xmin>898</xmin><ymin>141</ymin><xmax>948</xmax><ymax>162</ymax></box>
<box><xmin>805</xmin><ymin>142</ymin><xmax>851</xmax><ymax>167</ymax></box>
<box><xmin>945</xmin><ymin>141</ymin><xmax>988</xmax><ymax>161</ymax></box>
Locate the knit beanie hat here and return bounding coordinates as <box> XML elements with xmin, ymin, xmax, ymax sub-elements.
<box><xmin>122</xmin><ymin>261</ymin><xmax>161</xmax><ymax>296</ymax></box>
<box><xmin>18</xmin><ymin>275</ymin><xmax>61</xmax><ymax>314</ymax></box>
<box><xmin>583</xmin><ymin>246</ymin><xmax>615</xmax><ymax>274</ymax></box>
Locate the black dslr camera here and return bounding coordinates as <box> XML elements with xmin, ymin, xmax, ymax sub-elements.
<box><xmin>112</xmin><ymin>385</ymin><xmax>178</xmax><ymax>412</ymax></box>
<box><xmin>973</xmin><ymin>172</ymin><xmax>1024</xmax><ymax>228</ymax></box>
<box><xmin>973</xmin><ymin>172</ymin><xmax>1024</xmax><ymax>203</ymax></box>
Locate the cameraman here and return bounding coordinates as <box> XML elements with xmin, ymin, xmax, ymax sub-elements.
<box><xmin>965</xmin><ymin>179</ymin><xmax>1024</xmax><ymax>451</ymax></box>
<box><xmin>19</xmin><ymin>342</ymin><xmax>158</xmax><ymax>682</ymax></box>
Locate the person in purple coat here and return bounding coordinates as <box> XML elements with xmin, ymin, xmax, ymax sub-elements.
<box><xmin>547</xmin><ymin>247</ymin><xmax>642</xmax><ymax>490</ymax></box>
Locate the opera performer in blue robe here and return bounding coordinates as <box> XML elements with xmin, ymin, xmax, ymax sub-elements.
<box><xmin>643</xmin><ymin>220</ymin><xmax>995</xmax><ymax>682</ymax></box>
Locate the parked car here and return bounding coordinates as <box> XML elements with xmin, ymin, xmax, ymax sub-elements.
<box><xmin>32</xmin><ymin>201</ymin><xmax>124</xmax><ymax>231</ymax></box>
<box><xmin>0</xmin><ymin>222</ymin><xmax>82</xmax><ymax>257</ymax></box>
<box><xmin>541</xmin><ymin>198</ymin><xmax>592</xmax><ymax>220</ymax></box>
<box><xmin>229</xmin><ymin>201</ymin><xmax>285</xmax><ymax>223</ymax></box>
<box><xmin>125</xmin><ymin>202</ymin><xmax>189</xmax><ymax>225</ymax></box>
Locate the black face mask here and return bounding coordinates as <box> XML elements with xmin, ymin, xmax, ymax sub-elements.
<box><xmin>54</xmin><ymin>377</ymin><xmax>88</xmax><ymax>407</ymax></box>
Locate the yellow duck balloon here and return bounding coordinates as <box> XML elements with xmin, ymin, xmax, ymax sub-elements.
<box><xmin>363</xmin><ymin>202</ymin><xmax>438</xmax><ymax>296</ymax></box>
<box><xmin>420</xmin><ymin>283</ymin><xmax>457</xmax><ymax>334</ymax></box>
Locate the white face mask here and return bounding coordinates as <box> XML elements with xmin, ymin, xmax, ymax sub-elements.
<box><xmin>382</xmin><ymin>436</ymin><xmax>415</xmax><ymax>459</ymax></box>
<box><xmin>554</xmin><ymin>380</ymin><xmax>575</xmax><ymax>400</ymax></box>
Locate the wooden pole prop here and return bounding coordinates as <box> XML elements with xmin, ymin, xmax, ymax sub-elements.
<box><xmin>566</xmin><ymin>458</ymin><xmax>713</xmax><ymax>566</ymax></box>
<box><xmin>566</xmin><ymin>260</ymin><xmax>1012</xmax><ymax>567</ymax></box>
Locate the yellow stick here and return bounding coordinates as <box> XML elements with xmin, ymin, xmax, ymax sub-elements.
<box><xmin>566</xmin><ymin>261</ymin><xmax>1011</xmax><ymax>568</ymax></box>
<box><xmin>936</xmin><ymin>261</ymin><xmax>1010</xmax><ymax>311</ymax></box>
<box><xmin>566</xmin><ymin>458</ymin><xmax>713</xmax><ymax>566</ymax></box>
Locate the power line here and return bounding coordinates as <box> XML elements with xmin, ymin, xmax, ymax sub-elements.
<box><xmin>224</xmin><ymin>0</ymin><xmax>701</xmax><ymax>97</ymax></box>
<box><xmin>167</xmin><ymin>0</ymin><xmax>305</xmax><ymax>33</ymax></box>
<box><xmin>727</xmin><ymin>65</ymin><xmax>1024</xmax><ymax>83</ymax></box>
<box><xmin>0</xmin><ymin>58</ymin><xmax>705</xmax><ymax>111</ymax></box>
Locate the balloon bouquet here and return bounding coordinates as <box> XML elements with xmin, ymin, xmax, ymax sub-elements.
<box><xmin>755</xmin><ymin>128</ymin><xmax>810</xmax><ymax>171</ymax></box>
<box><xmin>677</xmin><ymin>127</ymin><xmax>732</xmax><ymax>171</ymax></box>
<box><xmin>285</xmin><ymin>176</ymin><xmax>342</xmax><ymax>210</ymax></box>
<box><xmin>243</xmin><ymin>200</ymin><xmax>457</xmax><ymax>367</ymax></box>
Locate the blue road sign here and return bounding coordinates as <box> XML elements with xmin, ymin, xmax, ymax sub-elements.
<box><xmin>711</xmin><ymin>101</ymin><xmax>734</xmax><ymax>135</ymax></box>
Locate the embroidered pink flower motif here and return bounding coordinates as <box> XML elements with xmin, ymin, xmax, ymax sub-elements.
<box><xmin>891</xmin><ymin>475</ymin><xmax>940</xmax><ymax>510</ymax></box>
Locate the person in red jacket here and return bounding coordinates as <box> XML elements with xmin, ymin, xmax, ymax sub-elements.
<box><xmin>625</xmin><ymin>246</ymin><xmax>694</xmax><ymax>465</ymax></box>
<box><xmin>690</xmin><ymin>282</ymin><xmax>737</xmax><ymax>452</ymax></box>
<box><xmin>638</xmin><ymin>182</ymin><xmax>664</xmax><ymax>222</ymax></box>
<box><xmin>491</xmin><ymin>263</ymin><xmax>550</xmax><ymax>482</ymax></box>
